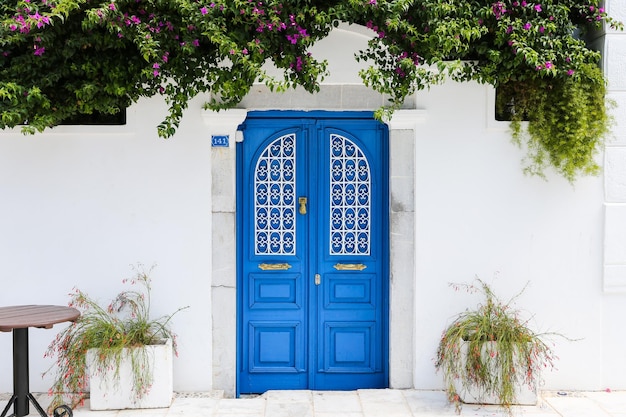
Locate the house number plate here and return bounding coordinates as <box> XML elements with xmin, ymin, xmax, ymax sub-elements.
<box><xmin>211</xmin><ymin>135</ymin><xmax>229</xmax><ymax>147</ymax></box>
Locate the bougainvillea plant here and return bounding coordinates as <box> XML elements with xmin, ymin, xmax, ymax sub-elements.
<box><xmin>0</xmin><ymin>0</ymin><xmax>622</xmax><ymax>181</ymax></box>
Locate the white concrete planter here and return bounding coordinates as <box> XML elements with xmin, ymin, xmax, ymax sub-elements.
<box><xmin>87</xmin><ymin>338</ymin><xmax>173</xmax><ymax>410</ymax></box>
<box><xmin>452</xmin><ymin>340</ymin><xmax>538</xmax><ymax>406</ymax></box>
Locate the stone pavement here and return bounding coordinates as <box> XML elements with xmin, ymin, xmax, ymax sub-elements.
<box><xmin>5</xmin><ymin>389</ymin><xmax>626</xmax><ymax>417</ymax></box>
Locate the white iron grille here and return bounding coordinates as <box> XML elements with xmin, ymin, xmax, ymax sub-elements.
<box><xmin>329</xmin><ymin>134</ymin><xmax>370</xmax><ymax>255</ymax></box>
<box><xmin>254</xmin><ymin>134</ymin><xmax>296</xmax><ymax>255</ymax></box>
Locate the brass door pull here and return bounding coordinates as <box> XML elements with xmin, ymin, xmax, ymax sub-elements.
<box><xmin>258</xmin><ymin>263</ymin><xmax>292</xmax><ymax>271</ymax></box>
<box><xmin>333</xmin><ymin>263</ymin><xmax>367</xmax><ymax>271</ymax></box>
<box><xmin>298</xmin><ymin>197</ymin><xmax>307</xmax><ymax>215</ymax></box>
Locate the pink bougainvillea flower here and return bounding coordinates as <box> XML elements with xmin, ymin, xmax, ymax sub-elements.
<box><xmin>36</xmin><ymin>16</ymin><xmax>50</xmax><ymax>29</ymax></box>
<box><xmin>492</xmin><ymin>2</ymin><xmax>506</xmax><ymax>19</ymax></box>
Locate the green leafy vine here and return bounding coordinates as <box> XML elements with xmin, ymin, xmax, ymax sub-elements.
<box><xmin>0</xmin><ymin>0</ymin><xmax>622</xmax><ymax>181</ymax></box>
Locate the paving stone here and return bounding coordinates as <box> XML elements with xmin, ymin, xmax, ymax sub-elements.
<box><xmin>215</xmin><ymin>398</ymin><xmax>265</xmax><ymax>414</ymax></box>
<box><xmin>584</xmin><ymin>391</ymin><xmax>626</xmax><ymax>414</ymax></box>
<box><xmin>403</xmin><ymin>390</ymin><xmax>455</xmax><ymax>415</ymax></box>
<box><xmin>264</xmin><ymin>401</ymin><xmax>313</xmax><ymax>417</ymax></box>
<box><xmin>263</xmin><ymin>390</ymin><xmax>313</xmax><ymax>403</ymax></box>
<box><xmin>1</xmin><ymin>390</ymin><xmax>624</xmax><ymax>417</ymax></box>
<box><xmin>314</xmin><ymin>413</ymin><xmax>364</xmax><ymax>417</ymax></box>
<box><xmin>312</xmin><ymin>391</ymin><xmax>361</xmax><ymax>413</ymax></box>
<box><xmin>542</xmin><ymin>396</ymin><xmax>612</xmax><ymax>417</ymax></box>
<box><xmin>358</xmin><ymin>389</ymin><xmax>412</xmax><ymax>417</ymax></box>
<box><xmin>167</xmin><ymin>397</ymin><xmax>219</xmax><ymax>416</ymax></box>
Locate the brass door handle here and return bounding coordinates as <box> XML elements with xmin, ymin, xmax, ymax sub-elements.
<box><xmin>333</xmin><ymin>263</ymin><xmax>367</xmax><ymax>271</ymax></box>
<box><xmin>299</xmin><ymin>197</ymin><xmax>307</xmax><ymax>215</ymax></box>
<box><xmin>258</xmin><ymin>263</ymin><xmax>292</xmax><ymax>271</ymax></box>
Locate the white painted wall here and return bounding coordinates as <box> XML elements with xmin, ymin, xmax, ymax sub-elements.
<box><xmin>601</xmin><ymin>0</ymin><xmax>626</xmax><ymax>389</ymax></box>
<box><xmin>1</xmin><ymin>2</ymin><xmax>626</xmax><ymax>395</ymax></box>
<box><xmin>411</xmin><ymin>80</ymin><xmax>608</xmax><ymax>390</ymax></box>
<box><xmin>0</xmin><ymin>97</ymin><xmax>215</xmax><ymax>393</ymax></box>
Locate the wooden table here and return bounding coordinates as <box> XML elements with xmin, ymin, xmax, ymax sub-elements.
<box><xmin>0</xmin><ymin>305</ymin><xmax>80</xmax><ymax>417</ymax></box>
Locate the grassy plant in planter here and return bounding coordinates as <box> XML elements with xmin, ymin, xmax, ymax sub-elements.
<box><xmin>44</xmin><ymin>265</ymin><xmax>187</xmax><ymax>411</ymax></box>
<box><xmin>435</xmin><ymin>279</ymin><xmax>560</xmax><ymax>414</ymax></box>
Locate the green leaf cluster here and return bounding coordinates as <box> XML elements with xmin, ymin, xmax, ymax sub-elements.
<box><xmin>498</xmin><ymin>63</ymin><xmax>611</xmax><ymax>182</ymax></box>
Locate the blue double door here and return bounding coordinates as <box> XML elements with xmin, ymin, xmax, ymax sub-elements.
<box><xmin>237</xmin><ymin>112</ymin><xmax>389</xmax><ymax>394</ymax></box>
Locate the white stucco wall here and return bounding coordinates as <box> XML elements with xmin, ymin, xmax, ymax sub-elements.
<box><xmin>0</xmin><ymin>97</ymin><xmax>215</xmax><ymax>393</ymax></box>
<box><xmin>411</xmin><ymin>81</ymin><xmax>608</xmax><ymax>390</ymax></box>
<box><xmin>601</xmin><ymin>0</ymin><xmax>626</xmax><ymax>389</ymax></box>
<box><xmin>1</xmin><ymin>3</ymin><xmax>626</xmax><ymax>395</ymax></box>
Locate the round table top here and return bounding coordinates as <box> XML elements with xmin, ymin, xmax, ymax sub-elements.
<box><xmin>0</xmin><ymin>305</ymin><xmax>80</xmax><ymax>332</ymax></box>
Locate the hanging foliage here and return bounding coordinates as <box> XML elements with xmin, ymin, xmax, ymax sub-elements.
<box><xmin>0</xmin><ymin>0</ymin><xmax>622</xmax><ymax>180</ymax></box>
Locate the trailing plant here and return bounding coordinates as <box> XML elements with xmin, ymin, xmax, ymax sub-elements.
<box><xmin>497</xmin><ymin>63</ymin><xmax>612</xmax><ymax>182</ymax></box>
<box><xmin>44</xmin><ymin>264</ymin><xmax>188</xmax><ymax>411</ymax></box>
<box><xmin>435</xmin><ymin>279</ymin><xmax>560</xmax><ymax>414</ymax></box>
<box><xmin>0</xmin><ymin>0</ymin><xmax>622</xmax><ymax>181</ymax></box>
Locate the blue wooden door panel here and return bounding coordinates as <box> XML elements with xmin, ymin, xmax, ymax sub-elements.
<box><xmin>313</xmin><ymin>121</ymin><xmax>386</xmax><ymax>389</ymax></box>
<box><xmin>238</xmin><ymin>112</ymin><xmax>388</xmax><ymax>394</ymax></box>
<box><xmin>238</xmin><ymin>123</ymin><xmax>310</xmax><ymax>393</ymax></box>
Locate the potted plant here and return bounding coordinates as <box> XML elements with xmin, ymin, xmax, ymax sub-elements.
<box><xmin>435</xmin><ymin>279</ymin><xmax>560</xmax><ymax>414</ymax></box>
<box><xmin>44</xmin><ymin>264</ymin><xmax>187</xmax><ymax>411</ymax></box>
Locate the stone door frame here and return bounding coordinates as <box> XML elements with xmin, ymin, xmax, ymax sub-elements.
<box><xmin>203</xmin><ymin>86</ymin><xmax>425</xmax><ymax>396</ymax></box>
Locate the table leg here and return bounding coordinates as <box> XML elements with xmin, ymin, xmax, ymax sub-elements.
<box><xmin>13</xmin><ymin>328</ymin><xmax>29</xmax><ymax>417</ymax></box>
<box><xmin>28</xmin><ymin>394</ymin><xmax>48</xmax><ymax>417</ymax></box>
<box><xmin>0</xmin><ymin>395</ymin><xmax>16</xmax><ymax>417</ymax></box>
<box><xmin>3</xmin><ymin>329</ymin><xmax>50</xmax><ymax>417</ymax></box>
